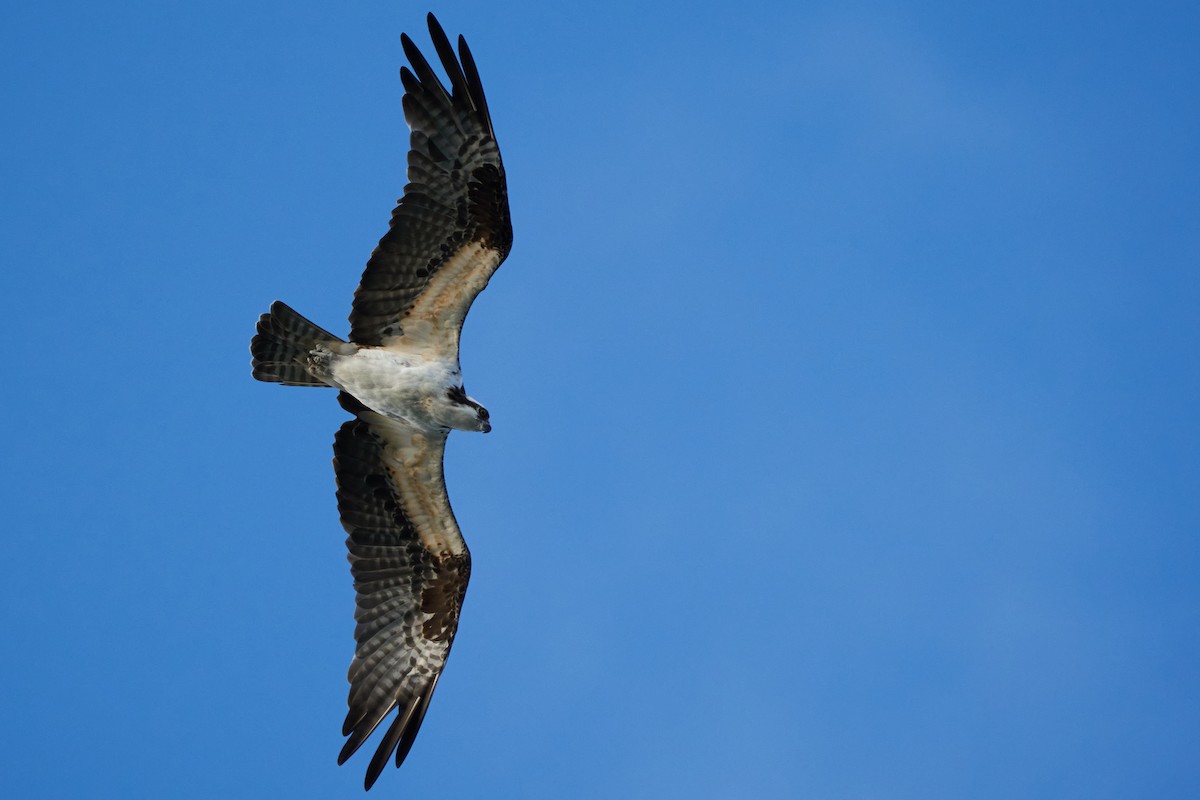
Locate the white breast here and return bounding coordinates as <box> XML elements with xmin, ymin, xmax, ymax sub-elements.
<box><xmin>329</xmin><ymin>349</ymin><xmax>460</xmax><ymax>430</ymax></box>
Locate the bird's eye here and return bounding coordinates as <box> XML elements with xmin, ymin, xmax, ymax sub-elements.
<box><xmin>477</xmin><ymin>407</ymin><xmax>489</xmax><ymax>420</ymax></box>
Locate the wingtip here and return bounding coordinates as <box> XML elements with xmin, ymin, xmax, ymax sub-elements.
<box><xmin>400</xmin><ymin>31</ymin><xmax>420</xmax><ymax>63</ymax></box>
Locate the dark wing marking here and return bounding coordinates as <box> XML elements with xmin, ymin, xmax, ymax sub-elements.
<box><xmin>333</xmin><ymin>393</ymin><xmax>471</xmax><ymax>790</ymax></box>
<box><xmin>350</xmin><ymin>12</ymin><xmax>512</xmax><ymax>350</ymax></box>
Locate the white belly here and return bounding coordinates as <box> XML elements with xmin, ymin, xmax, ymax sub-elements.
<box><xmin>329</xmin><ymin>348</ymin><xmax>460</xmax><ymax>430</ymax></box>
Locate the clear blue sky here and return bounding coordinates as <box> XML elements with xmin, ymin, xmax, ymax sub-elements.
<box><xmin>3</xmin><ymin>1</ymin><xmax>1198</xmax><ymax>797</ymax></box>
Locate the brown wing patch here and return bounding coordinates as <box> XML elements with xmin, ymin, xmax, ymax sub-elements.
<box><xmin>421</xmin><ymin>557</ymin><xmax>471</xmax><ymax>642</ymax></box>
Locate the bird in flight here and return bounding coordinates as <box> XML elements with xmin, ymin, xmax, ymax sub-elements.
<box><xmin>249</xmin><ymin>12</ymin><xmax>511</xmax><ymax>790</ymax></box>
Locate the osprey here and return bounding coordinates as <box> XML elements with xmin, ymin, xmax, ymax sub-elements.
<box><xmin>249</xmin><ymin>13</ymin><xmax>511</xmax><ymax>790</ymax></box>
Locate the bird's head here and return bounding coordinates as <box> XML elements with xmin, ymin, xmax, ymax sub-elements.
<box><xmin>444</xmin><ymin>387</ymin><xmax>491</xmax><ymax>433</ymax></box>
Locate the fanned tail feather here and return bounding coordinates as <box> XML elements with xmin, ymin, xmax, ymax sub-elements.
<box><xmin>251</xmin><ymin>301</ymin><xmax>351</xmax><ymax>386</ymax></box>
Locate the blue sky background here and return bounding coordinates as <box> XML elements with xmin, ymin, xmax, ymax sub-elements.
<box><xmin>2</xmin><ymin>1</ymin><xmax>1198</xmax><ymax>797</ymax></box>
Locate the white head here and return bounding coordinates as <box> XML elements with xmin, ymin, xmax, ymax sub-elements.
<box><xmin>442</xmin><ymin>386</ymin><xmax>491</xmax><ymax>433</ymax></box>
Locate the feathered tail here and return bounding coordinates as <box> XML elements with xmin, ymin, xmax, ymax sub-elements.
<box><xmin>251</xmin><ymin>301</ymin><xmax>351</xmax><ymax>386</ymax></box>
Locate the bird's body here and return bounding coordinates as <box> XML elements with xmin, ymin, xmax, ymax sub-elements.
<box><xmin>249</xmin><ymin>13</ymin><xmax>511</xmax><ymax>790</ymax></box>
<box><xmin>328</xmin><ymin>348</ymin><xmax>478</xmax><ymax>434</ymax></box>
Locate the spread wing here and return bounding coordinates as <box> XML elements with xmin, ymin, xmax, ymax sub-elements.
<box><xmin>332</xmin><ymin>393</ymin><xmax>471</xmax><ymax>790</ymax></box>
<box><xmin>349</xmin><ymin>12</ymin><xmax>512</xmax><ymax>351</ymax></box>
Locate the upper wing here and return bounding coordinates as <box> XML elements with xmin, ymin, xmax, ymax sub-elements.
<box><xmin>332</xmin><ymin>393</ymin><xmax>471</xmax><ymax>790</ymax></box>
<box><xmin>349</xmin><ymin>12</ymin><xmax>512</xmax><ymax>351</ymax></box>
